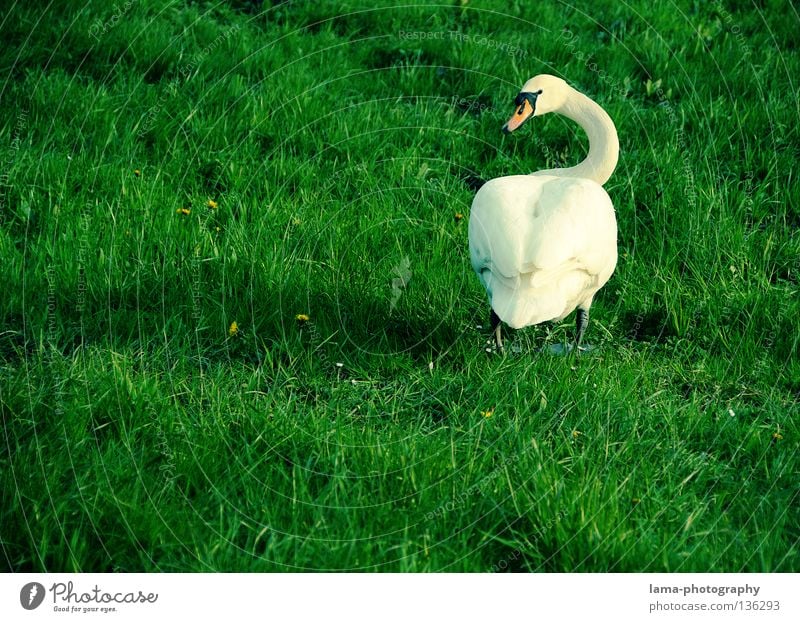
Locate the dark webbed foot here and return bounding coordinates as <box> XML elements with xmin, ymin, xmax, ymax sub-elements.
<box><xmin>574</xmin><ymin>307</ymin><xmax>588</xmax><ymax>353</ymax></box>
<box><xmin>490</xmin><ymin>309</ymin><xmax>503</xmax><ymax>351</ymax></box>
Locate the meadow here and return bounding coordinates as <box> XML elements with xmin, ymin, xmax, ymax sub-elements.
<box><xmin>0</xmin><ymin>0</ymin><xmax>797</xmax><ymax>571</ymax></box>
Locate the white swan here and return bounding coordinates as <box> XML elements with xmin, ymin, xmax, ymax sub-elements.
<box><xmin>468</xmin><ymin>74</ymin><xmax>619</xmax><ymax>351</ymax></box>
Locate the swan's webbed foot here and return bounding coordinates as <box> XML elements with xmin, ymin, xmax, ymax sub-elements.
<box><xmin>574</xmin><ymin>308</ymin><xmax>588</xmax><ymax>353</ymax></box>
<box><xmin>484</xmin><ymin>308</ymin><xmax>504</xmax><ymax>354</ymax></box>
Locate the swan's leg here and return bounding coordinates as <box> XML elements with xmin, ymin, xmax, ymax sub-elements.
<box><xmin>575</xmin><ymin>308</ymin><xmax>588</xmax><ymax>351</ymax></box>
<box><xmin>490</xmin><ymin>309</ymin><xmax>503</xmax><ymax>351</ymax></box>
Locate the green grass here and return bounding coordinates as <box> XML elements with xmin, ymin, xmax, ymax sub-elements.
<box><xmin>1</xmin><ymin>0</ymin><xmax>798</xmax><ymax>571</ymax></box>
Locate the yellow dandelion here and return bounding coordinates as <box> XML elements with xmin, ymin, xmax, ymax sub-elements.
<box><xmin>572</xmin><ymin>430</ymin><xmax>583</xmax><ymax>439</ymax></box>
<box><xmin>228</xmin><ymin>321</ymin><xmax>239</xmax><ymax>336</ymax></box>
<box><xmin>133</xmin><ymin>169</ymin><xmax>141</xmax><ymax>177</ymax></box>
<box><xmin>454</xmin><ymin>212</ymin><xmax>464</xmax><ymax>222</ymax></box>
<box><xmin>176</xmin><ymin>207</ymin><xmax>191</xmax><ymax>215</ymax></box>
<box><xmin>207</xmin><ymin>199</ymin><xmax>218</xmax><ymax>209</ymax></box>
<box><xmin>772</xmin><ymin>432</ymin><xmax>783</xmax><ymax>441</ymax></box>
<box><xmin>215</xmin><ymin>226</ymin><xmax>221</xmax><ymax>232</ymax></box>
<box><xmin>481</xmin><ymin>408</ymin><xmax>494</xmax><ymax>419</ymax></box>
<box><xmin>295</xmin><ymin>313</ymin><xmax>310</xmax><ymax>324</ymax></box>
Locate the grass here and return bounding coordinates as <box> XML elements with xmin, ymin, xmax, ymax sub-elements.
<box><xmin>0</xmin><ymin>0</ymin><xmax>798</xmax><ymax>572</ymax></box>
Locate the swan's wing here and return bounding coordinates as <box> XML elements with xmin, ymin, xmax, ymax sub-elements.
<box><xmin>522</xmin><ymin>178</ymin><xmax>616</xmax><ymax>276</ymax></box>
<box><xmin>469</xmin><ymin>176</ymin><xmax>543</xmax><ymax>280</ymax></box>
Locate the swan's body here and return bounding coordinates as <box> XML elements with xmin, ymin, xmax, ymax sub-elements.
<box><xmin>470</xmin><ymin>175</ymin><xmax>616</xmax><ymax>329</ymax></box>
<box><xmin>468</xmin><ymin>74</ymin><xmax>619</xmax><ymax>349</ymax></box>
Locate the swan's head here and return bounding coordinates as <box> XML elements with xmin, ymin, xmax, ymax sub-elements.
<box><xmin>502</xmin><ymin>74</ymin><xmax>570</xmax><ymax>134</ymax></box>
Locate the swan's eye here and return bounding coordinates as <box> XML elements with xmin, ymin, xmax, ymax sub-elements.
<box><xmin>513</xmin><ymin>90</ymin><xmax>544</xmax><ymax>116</ymax></box>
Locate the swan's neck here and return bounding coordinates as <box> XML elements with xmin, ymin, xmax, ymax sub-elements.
<box><xmin>535</xmin><ymin>88</ymin><xmax>618</xmax><ymax>186</ymax></box>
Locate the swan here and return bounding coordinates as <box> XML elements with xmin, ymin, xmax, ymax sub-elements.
<box><xmin>468</xmin><ymin>74</ymin><xmax>619</xmax><ymax>351</ymax></box>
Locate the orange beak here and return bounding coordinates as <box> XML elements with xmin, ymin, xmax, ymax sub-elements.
<box><xmin>502</xmin><ymin>99</ymin><xmax>534</xmax><ymax>134</ymax></box>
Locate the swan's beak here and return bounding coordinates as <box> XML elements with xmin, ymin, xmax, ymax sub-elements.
<box><xmin>502</xmin><ymin>99</ymin><xmax>534</xmax><ymax>134</ymax></box>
